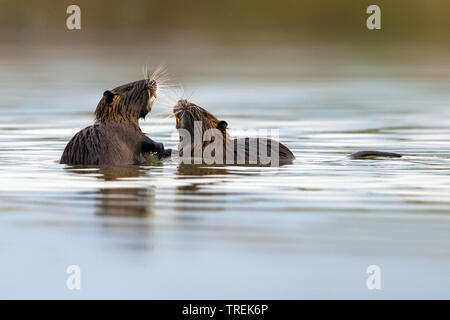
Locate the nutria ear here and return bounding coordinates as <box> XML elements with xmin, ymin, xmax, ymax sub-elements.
<box><xmin>103</xmin><ymin>91</ymin><xmax>115</xmax><ymax>104</ymax></box>
<box><xmin>217</xmin><ymin>120</ymin><xmax>228</xmax><ymax>132</ymax></box>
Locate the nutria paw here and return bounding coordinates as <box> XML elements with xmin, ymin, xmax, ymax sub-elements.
<box><xmin>156</xmin><ymin>143</ymin><xmax>172</xmax><ymax>159</ymax></box>
<box><xmin>153</xmin><ymin>142</ymin><xmax>163</xmax><ymax>159</ymax></box>
<box><xmin>163</xmin><ymin>148</ymin><xmax>172</xmax><ymax>158</ymax></box>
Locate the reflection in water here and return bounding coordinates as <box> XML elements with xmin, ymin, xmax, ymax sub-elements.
<box><xmin>177</xmin><ymin>163</ymin><xmax>229</xmax><ymax>177</ymax></box>
<box><xmin>94</xmin><ymin>187</ymin><xmax>154</xmax><ymax>217</ymax></box>
<box><xmin>176</xmin><ymin>163</ymin><xmax>229</xmax><ymax>193</ymax></box>
<box><xmin>65</xmin><ymin>165</ymin><xmax>149</xmax><ymax>181</ymax></box>
<box><xmin>175</xmin><ymin>164</ymin><xmax>229</xmax><ymax>212</ymax></box>
<box><xmin>65</xmin><ymin>165</ymin><xmax>155</xmax><ymax>217</ymax></box>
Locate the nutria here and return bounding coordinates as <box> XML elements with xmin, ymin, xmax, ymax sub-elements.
<box><xmin>173</xmin><ymin>99</ymin><xmax>295</xmax><ymax>166</ymax></box>
<box><xmin>60</xmin><ymin>77</ymin><xmax>171</xmax><ymax>165</ymax></box>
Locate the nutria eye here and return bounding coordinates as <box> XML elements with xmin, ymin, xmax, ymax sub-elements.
<box><xmin>217</xmin><ymin>120</ymin><xmax>228</xmax><ymax>132</ymax></box>
<box><xmin>103</xmin><ymin>90</ymin><xmax>115</xmax><ymax>104</ymax></box>
<box><xmin>126</xmin><ymin>86</ymin><xmax>133</xmax><ymax>91</ymax></box>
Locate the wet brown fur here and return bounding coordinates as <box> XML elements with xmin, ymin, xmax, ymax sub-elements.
<box><xmin>61</xmin><ymin>78</ymin><xmax>168</xmax><ymax>165</ymax></box>
<box><xmin>173</xmin><ymin>99</ymin><xmax>295</xmax><ymax>165</ymax></box>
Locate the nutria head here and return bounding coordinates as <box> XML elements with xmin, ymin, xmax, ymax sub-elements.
<box><xmin>173</xmin><ymin>99</ymin><xmax>228</xmax><ymax>138</ymax></box>
<box><xmin>173</xmin><ymin>99</ymin><xmax>228</xmax><ymax>158</ymax></box>
<box><xmin>95</xmin><ymin>78</ymin><xmax>157</xmax><ymax>125</ymax></box>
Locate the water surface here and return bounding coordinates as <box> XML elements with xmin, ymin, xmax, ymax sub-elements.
<box><xmin>0</xmin><ymin>45</ymin><xmax>449</xmax><ymax>299</ymax></box>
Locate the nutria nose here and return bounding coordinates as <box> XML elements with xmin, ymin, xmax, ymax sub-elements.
<box><xmin>148</xmin><ymin>79</ymin><xmax>157</xmax><ymax>89</ymax></box>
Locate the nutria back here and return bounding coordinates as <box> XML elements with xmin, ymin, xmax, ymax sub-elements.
<box><xmin>230</xmin><ymin>137</ymin><xmax>295</xmax><ymax>165</ymax></box>
<box><xmin>61</xmin><ymin>123</ymin><xmax>145</xmax><ymax>165</ymax></box>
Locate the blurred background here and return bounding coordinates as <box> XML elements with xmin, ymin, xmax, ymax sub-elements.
<box><xmin>1</xmin><ymin>0</ymin><xmax>449</xmax><ymax>45</ymax></box>
<box><xmin>0</xmin><ymin>0</ymin><xmax>449</xmax><ymax>299</ymax></box>
<box><xmin>1</xmin><ymin>0</ymin><xmax>449</xmax><ymax>84</ymax></box>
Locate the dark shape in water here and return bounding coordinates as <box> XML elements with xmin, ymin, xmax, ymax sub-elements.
<box><xmin>349</xmin><ymin>150</ymin><xmax>402</xmax><ymax>160</ymax></box>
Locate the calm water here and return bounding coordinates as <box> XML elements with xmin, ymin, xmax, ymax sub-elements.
<box><xmin>0</xmin><ymin>44</ymin><xmax>449</xmax><ymax>299</ymax></box>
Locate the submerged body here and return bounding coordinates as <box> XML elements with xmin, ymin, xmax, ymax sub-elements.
<box><xmin>60</xmin><ymin>122</ymin><xmax>165</xmax><ymax>165</ymax></box>
<box><xmin>348</xmin><ymin>150</ymin><xmax>402</xmax><ymax>160</ymax></box>
<box><xmin>173</xmin><ymin>99</ymin><xmax>295</xmax><ymax>166</ymax></box>
<box><xmin>61</xmin><ymin>77</ymin><xmax>170</xmax><ymax>166</ymax></box>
